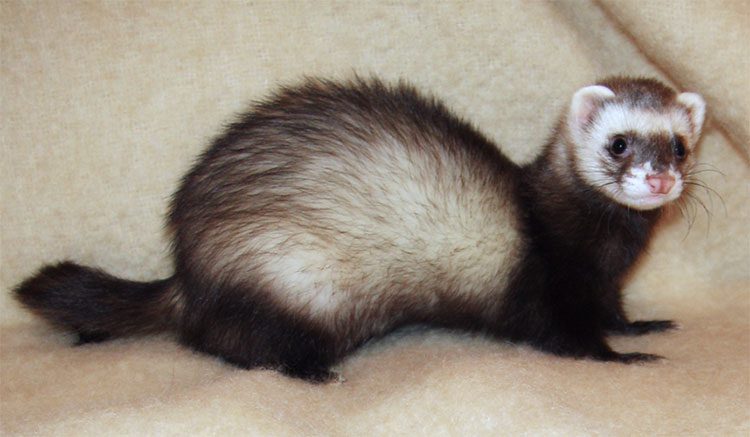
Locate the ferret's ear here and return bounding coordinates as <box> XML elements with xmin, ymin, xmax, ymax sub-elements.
<box><xmin>676</xmin><ymin>92</ymin><xmax>706</xmax><ymax>138</ymax></box>
<box><xmin>568</xmin><ymin>85</ymin><xmax>615</xmax><ymax>134</ymax></box>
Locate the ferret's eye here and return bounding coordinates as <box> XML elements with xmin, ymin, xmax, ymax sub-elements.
<box><xmin>609</xmin><ymin>136</ymin><xmax>628</xmax><ymax>156</ymax></box>
<box><xmin>674</xmin><ymin>138</ymin><xmax>686</xmax><ymax>158</ymax></box>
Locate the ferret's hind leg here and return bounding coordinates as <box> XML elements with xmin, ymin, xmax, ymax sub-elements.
<box><xmin>178</xmin><ymin>281</ymin><xmax>340</xmax><ymax>382</ymax></box>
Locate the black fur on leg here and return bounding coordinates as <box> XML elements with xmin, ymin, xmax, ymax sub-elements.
<box><xmin>75</xmin><ymin>330</ymin><xmax>112</xmax><ymax>345</ymax></box>
<box><xmin>495</xmin><ymin>243</ymin><xmax>664</xmax><ymax>364</ymax></box>
<box><xmin>178</xmin><ymin>278</ymin><xmax>342</xmax><ymax>382</ymax></box>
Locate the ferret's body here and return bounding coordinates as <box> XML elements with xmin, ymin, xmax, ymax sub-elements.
<box><xmin>15</xmin><ymin>77</ymin><xmax>706</xmax><ymax>381</ymax></box>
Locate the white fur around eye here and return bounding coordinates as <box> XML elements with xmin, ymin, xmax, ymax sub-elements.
<box><xmin>571</xmin><ymin>104</ymin><xmax>692</xmax><ymax>208</ymax></box>
<box><xmin>590</xmin><ymin>105</ymin><xmax>692</xmax><ymax>142</ymax></box>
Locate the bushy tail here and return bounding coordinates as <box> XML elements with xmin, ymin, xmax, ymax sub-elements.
<box><xmin>14</xmin><ymin>261</ymin><xmax>180</xmax><ymax>344</ymax></box>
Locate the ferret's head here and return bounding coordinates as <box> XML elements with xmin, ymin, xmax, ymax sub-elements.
<box><xmin>565</xmin><ymin>77</ymin><xmax>705</xmax><ymax>210</ymax></box>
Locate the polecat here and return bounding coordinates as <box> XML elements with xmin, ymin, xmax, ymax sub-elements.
<box><xmin>15</xmin><ymin>77</ymin><xmax>706</xmax><ymax>381</ymax></box>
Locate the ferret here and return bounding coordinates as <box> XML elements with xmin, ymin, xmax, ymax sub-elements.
<box><xmin>15</xmin><ymin>76</ymin><xmax>706</xmax><ymax>381</ymax></box>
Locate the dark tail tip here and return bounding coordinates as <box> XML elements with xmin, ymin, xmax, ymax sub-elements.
<box><xmin>14</xmin><ymin>261</ymin><xmax>90</xmax><ymax>316</ymax></box>
<box><xmin>14</xmin><ymin>261</ymin><xmax>176</xmax><ymax>341</ymax></box>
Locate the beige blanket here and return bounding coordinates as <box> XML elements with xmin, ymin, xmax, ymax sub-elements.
<box><xmin>2</xmin><ymin>1</ymin><xmax>748</xmax><ymax>435</ymax></box>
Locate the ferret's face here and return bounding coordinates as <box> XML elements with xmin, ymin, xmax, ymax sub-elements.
<box><xmin>567</xmin><ymin>84</ymin><xmax>705</xmax><ymax>211</ymax></box>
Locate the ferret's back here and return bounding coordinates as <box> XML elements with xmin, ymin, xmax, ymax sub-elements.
<box><xmin>170</xmin><ymin>78</ymin><xmax>525</xmax><ymax>331</ymax></box>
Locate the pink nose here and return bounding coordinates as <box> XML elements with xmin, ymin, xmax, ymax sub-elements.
<box><xmin>646</xmin><ymin>173</ymin><xmax>675</xmax><ymax>194</ymax></box>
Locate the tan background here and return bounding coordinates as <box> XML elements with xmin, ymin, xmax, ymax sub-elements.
<box><xmin>1</xmin><ymin>1</ymin><xmax>748</xmax><ymax>435</ymax></box>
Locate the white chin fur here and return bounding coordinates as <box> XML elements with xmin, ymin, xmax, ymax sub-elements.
<box><xmin>611</xmin><ymin>191</ymin><xmax>680</xmax><ymax>211</ymax></box>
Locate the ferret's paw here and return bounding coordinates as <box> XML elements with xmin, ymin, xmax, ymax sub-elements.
<box><xmin>610</xmin><ymin>351</ymin><xmax>664</xmax><ymax>364</ymax></box>
<box><xmin>631</xmin><ymin>320</ymin><xmax>678</xmax><ymax>334</ymax></box>
<box><xmin>613</xmin><ymin>320</ymin><xmax>678</xmax><ymax>336</ymax></box>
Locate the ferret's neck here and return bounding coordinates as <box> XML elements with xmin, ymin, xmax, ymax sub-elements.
<box><xmin>520</xmin><ymin>138</ymin><xmax>661</xmax><ymax>267</ymax></box>
<box><xmin>523</xmin><ymin>138</ymin><xmax>587</xmax><ymax>209</ymax></box>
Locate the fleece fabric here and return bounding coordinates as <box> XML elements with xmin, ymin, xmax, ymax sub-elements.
<box><xmin>1</xmin><ymin>1</ymin><xmax>748</xmax><ymax>435</ymax></box>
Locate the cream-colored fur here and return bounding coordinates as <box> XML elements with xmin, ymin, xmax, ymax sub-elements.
<box><xmin>185</xmin><ymin>100</ymin><xmax>522</xmax><ymax>332</ymax></box>
<box><xmin>1</xmin><ymin>1</ymin><xmax>747</xmax><ymax>435</ymax></box>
